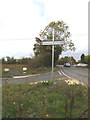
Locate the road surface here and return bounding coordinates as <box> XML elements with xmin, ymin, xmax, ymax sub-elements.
<box><xmin>9</xmin><ymin>69</ymin><xmax>25</xmax><ymax>76</ymax></box>
<box><xmin>2</xmin><ymin>71</ymin><xmax>65</xmax><ymax>85</ymax></box>
<box><xmin>58</xmin><ymin>65</ymin><xmax>88</xmax><ymax>85</ymax></box>
<box><xmin>1</xmin><ymin>65</ymin><xmax>88</xmax><ymax>86</ymax></box>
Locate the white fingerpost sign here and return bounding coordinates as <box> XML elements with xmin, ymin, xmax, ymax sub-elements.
<box><xmin>42</xmin><ymin>29</ymin><xmax>64</xmax><ymax>81</ymax></box>
<box><xmin>42</xmin><ymin>40</ymin><xmax>64</xmax><ymax>45</ymax></box>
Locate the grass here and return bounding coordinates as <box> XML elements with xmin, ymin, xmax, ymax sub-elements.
<box><xmin>2</xmin><ymin>80</ymin><xmax>88</xmax><ymax>118</ymax></box>
<box><xmin>2</xmin><ymin>68</ymin><xmax>12</xmax><ymax>78</ymax></box>
<box><xmin>2</xmin><ymin>72</ymin><xmax>12</xmax><ymax>78</ymax></box>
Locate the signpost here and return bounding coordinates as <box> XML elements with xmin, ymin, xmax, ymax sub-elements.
<box><xmin>42</xmin><ymin>29</ymin><xmax>64</xmax><ymax>81</ymax></box>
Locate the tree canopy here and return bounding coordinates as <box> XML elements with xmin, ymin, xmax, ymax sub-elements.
<box><xmin>1</xmin><ymin>56</ymin><xmax>31</xmax><ymax>65</ymax></box>
<box><xmin>33</xmin><ymin>21</ymin><xmax>75</xmax><ymax>67</ymax></box>
<box><xmin>84</xmin><ymin>55</ymin><xmax>90</xmax><ymax>64</ymax></box>
<box><xmin>57</xmin><ymin>56</ymin><xmax>76</xmax><ymax>65</ymax></box>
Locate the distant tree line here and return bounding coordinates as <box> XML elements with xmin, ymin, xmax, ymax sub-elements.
<box><xmin>57</xmin><ymin>54</ymin><xmax>89</xmax><ymax>65</ymax></box>
<box><xmin>1</xmin><ymin>56</ymin><xmax>31</xmax><ymax>65</ymax></box>
<box><xmin>1</xmin><ymin>54</ymin><xmax>89</xmax><ymax>69</ymax></box>
<box><xmin>57</xmin><ymin>56</ymin><xmax>76</xmax><ymax>65</ymax></box>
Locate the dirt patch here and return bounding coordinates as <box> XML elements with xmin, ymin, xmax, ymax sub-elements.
<box><xmin>58</xmin><ymin>78</ymin><xmax>85</xmax><ymax>86</ymax></box>
<box><xmin>28</xmin><ymin>78</ymin><xmax>84</xmax><ymax>86</ymax></box>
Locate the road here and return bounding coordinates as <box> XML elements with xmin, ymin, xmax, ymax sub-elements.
<box><xmin>2</xmin><ymin>71</ymin><xmax>65</xmax><ymax>85</ymax></box>
<box><xmin>58</xmin><ymin>65</ymin><xmax>88</xmax><ymax>85</ymax></box>
<box><xmin>1</xmin><ymin>65</ymin><xmax>88</xmax><ymax>86</ymax></box>
<box><xmin>9</xmin><ymin>69</ymin><xmax>25</xmax><ymax>76</ymax></box>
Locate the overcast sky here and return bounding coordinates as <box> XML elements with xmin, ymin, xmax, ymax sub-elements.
<box><xmin>0</xmin><ymin>0</ymin><xmax>89</xmax><ymax>61</ymax></box>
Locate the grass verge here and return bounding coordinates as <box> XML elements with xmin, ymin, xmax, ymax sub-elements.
<box><xmin>2</xmin><ymin>80</ymin><xmax>88</xmax><ymax>118</ymax></box>
<box><xmin>2</xmin><ymin>67</ymin><xmax>12</xmax><ymax>78</ymax></box>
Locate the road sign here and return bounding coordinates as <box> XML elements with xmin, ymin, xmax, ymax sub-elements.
<box><xmin>54</xmin><ymin>41</ymin><xmax>64</xmax><ymax>45</ymax></box>
<box><xmin>42</xmin><ymin>41</ymin><xmax>53</xmax><ymax>45</ymax></box>
<box><xmin>42</xmin><ymin>40</ymin><xmax>64</xmax><ymax>45</ymax></box>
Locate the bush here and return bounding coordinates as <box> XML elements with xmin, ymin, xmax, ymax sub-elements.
<box><xmin>28</xmin><ymin>54</ymin><xmax>52</xmax><ymax>69</ymax></box>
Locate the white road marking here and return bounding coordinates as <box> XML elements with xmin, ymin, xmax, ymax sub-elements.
<box><xmin>13</xmin><ymin>76</ymin><xmax>28</xmax><ymax>78</ymax></box>
<box><xmin>58</xmin><ymin>70</ymin><xmax>71</xmax><ymax>78</ymax></box>
<box><xmin>13</xmin><ymin>74</ymin><xmax>40</xmax><ymax>78</ymax></box>
<box><xmin>58</xmin><ymin>71</ymin><xmax>62</xmax><ymax>75</ymax></box>
<box><xmin>58</xmin><ymin>70</ymin><xmax>85</xmax><ymax>86</ymax></box>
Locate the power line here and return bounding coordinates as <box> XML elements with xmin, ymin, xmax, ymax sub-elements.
<box><xmin>72</xmin><ymin>34</ymin><xmax>88</xmax><ymax>37</ymax></box>
<box><xmin>0</xmin><ymin>38</ymin><xmax>35</xmax><ymax>41</ymax></box>
<box><xmin>0</xmin><ymin>34</ymin><xmax>88</xmax><ymax>41</ymax></box>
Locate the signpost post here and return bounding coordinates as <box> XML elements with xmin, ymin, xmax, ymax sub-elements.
<box><xmin>52</xmin><ymin>29</ymin><xmax>54</xmax><ymax>81</ymax></box>
<box><xmin>42</xmin><ymin>29</ymin><xmax>64</xmax><ymax>82</ymax></box>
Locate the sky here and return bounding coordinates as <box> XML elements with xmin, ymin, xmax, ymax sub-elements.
<box><xmin>0</xmin><ymin>0</ymin><xmax>89</xmax><ymax>61</ymax></box>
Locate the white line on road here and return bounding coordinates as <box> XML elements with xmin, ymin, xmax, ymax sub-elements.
<box><xmin>58</xmin><ymin>70</ymin><xmax>71</xmax><ymax>78</ymax></box>
<box><xmin>13</xmin><ymin>76</ymin><xmax>28</xmax><ymax>78</ymax></box>
<box><xmin>13</xmin><ymin>74</ymin><xmax>40</xmax><ymax>78</ymax></box>
<box><xmin>58</xmin><ymin>71</ymin><xmax>62</xmax><ymax>75</ymax></box>
<box><xmin>58</xmin><ymin>70</ymin><xmax>86</xmax><ymax>86</ymax></box>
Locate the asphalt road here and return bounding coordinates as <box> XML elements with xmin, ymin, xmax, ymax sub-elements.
<box><xmin>9</xmin><ymin>69</ymin><xmax>25</xmax><ymax>76</ymax></box>
<box><xmin>58</xmin><ymin>65</ymin><xmax>88</xmax><ymax>85</ymax></box>
<box><xmin>1</xmin><ymin>65</ymin><xmax>88</xmax><ymax>86</ymax></box>
<box><xmin>2</xmin><ymin>71</ymin><xmax>66</xmax><ymax>85</ymax></box>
